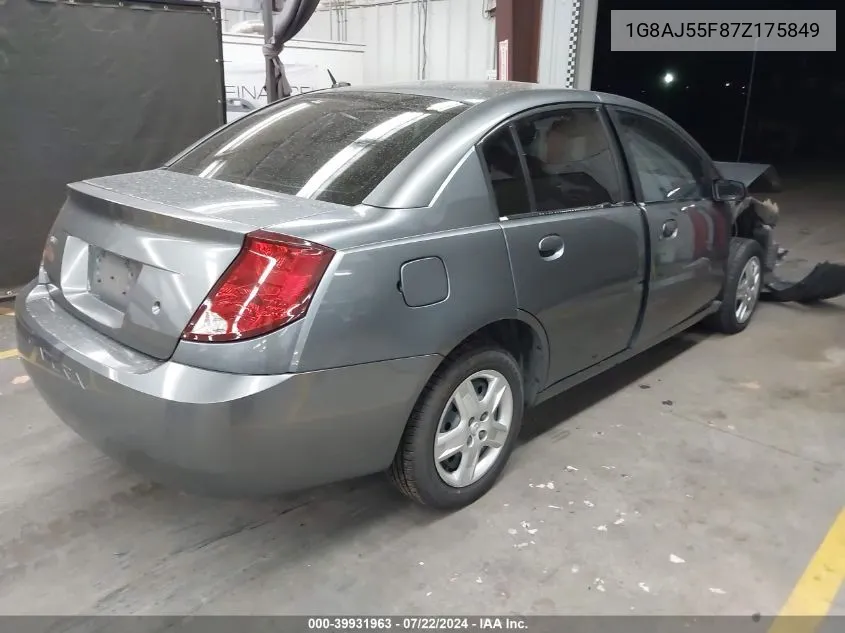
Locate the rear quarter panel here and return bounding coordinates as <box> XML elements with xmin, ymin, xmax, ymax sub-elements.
<box><xmin>293</xmin><ymin>225</ymin><xmax>516</xmax><ymax>372</ymax></box>
<box><xmin>292</xmin><ymin>151</ymin><xmax>520</xmax><ymax>373</ymax></box>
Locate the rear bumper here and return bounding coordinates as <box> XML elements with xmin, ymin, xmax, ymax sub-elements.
<box><xmin>15</xmin><ymin>282</ymin><xmax>440</xmax><ymax>497</ymax></box>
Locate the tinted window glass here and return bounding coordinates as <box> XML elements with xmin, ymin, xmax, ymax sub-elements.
<box><xmin>614</xmin><ymin>110</ymin><xmax>710</xmax><ymax>203</ymax></box>
<box><xmin>513</xmin><ymin>108</ymin><xmax>621</xmax><ymax>212</ymax></box>
<box><xmin>169</xmin><ymin>93</ymin><xmax>468</xmax><ymax>206</ymax></box>
<box><xmin>480</xmin><ymin>127</ymin><xmax>532</xmax><ymax>217</ymax></box>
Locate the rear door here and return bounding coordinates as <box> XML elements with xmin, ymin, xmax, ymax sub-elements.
<box><xmin>480</xmin><ymin>106</ymin><xmax>647</xmax><ymax>386</ymax></box>
<box><xmin>608</xmin><ymin>107</ymin><xmax>731</xmax><ymax>344</ymax></box>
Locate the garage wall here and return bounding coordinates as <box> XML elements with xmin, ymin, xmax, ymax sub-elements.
<box><xmin>300</xmin><ymin>0</ymin><xmax>497</xmax><ymax>83</ymax></box>
<box><xmin>221</xmin><ymin>0</ymin><xmax>594</xmax><ymax>88</ymax></box>
<box><xmin>223</xmin><ymin>0</ymin><xmax>497</xmax><ymax>84</ymax></box>
<box><xmin>537</xmin><ymin>0</ymin><xmax>596</xmax><ymax>89</ymax></box>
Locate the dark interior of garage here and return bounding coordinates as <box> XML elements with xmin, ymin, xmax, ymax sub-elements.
<box><xmin>593</xmin><ymin>0</ymin><xmax>845</xmax><ymax>168</ymax></box>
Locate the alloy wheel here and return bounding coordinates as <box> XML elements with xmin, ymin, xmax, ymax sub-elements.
<box><xmin>735</xmin><ymin>255</ymin><xmax>762</xmax><ymax>324</ymax></box>
<box><xmin>433</xmin><ymin>370</ymin><xmax>514</xmax><ymax>488</ymax></box>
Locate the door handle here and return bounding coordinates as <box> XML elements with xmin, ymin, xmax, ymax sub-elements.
<box><xmin>538</xmin><ymin>234</ymin><xmax>565</xmax><ymax>260</ymax></box>
<box><xmin>661</xmin><ymin>219</ymin><xmax>679</xmax><ymax>239</ymax></box>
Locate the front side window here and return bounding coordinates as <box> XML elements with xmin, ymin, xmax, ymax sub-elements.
<box><xmin>513</xmin><ymin>108</ymin><xmax>623</xmax><ymax>212</ymax></box>
<box><xmin>169</xmin><ymin>92</ymin><xmax>468</xmax><ymax>207</ymax></box>
<box><xmin>614</xmin><ymin>110</ymin><xmax>711</xmax><ymax>203</ymax></box>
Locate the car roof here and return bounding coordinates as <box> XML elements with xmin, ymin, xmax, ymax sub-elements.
<box><xmin>340</xmin><ymin>80</ymin><xmax>553</xmax><ymax>103</ymax></box>
<box><xmin>341</xmin><ymin>81</ymin><xmax>673</xmax><ymax>209</ymax></box>
<box><xmin>335</xmin><ymin>80</ymin><xmax>657</xmax><ymax>113</ymax></box>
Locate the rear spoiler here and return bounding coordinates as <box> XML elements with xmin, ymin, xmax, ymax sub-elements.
<box><xmin>715</xmin><ymin>161</ymin><xmax>782</xmax><ymax>194</ymax></box>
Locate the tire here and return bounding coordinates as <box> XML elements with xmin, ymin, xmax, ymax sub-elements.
<box><xmin>706</xmin><ymin>237</ymin><xmax>764</xmax><ymax>334</ymax></box>
<box><xmin>389</xmin><ymin>342</ymin><xmax>524</xmax><ymax>510</ymax></box>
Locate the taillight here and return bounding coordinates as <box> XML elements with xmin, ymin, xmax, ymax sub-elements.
<box><xmin>181</xmin><ymin>230</ymin><xmax>334</xmax><ymax>343</ymax></box>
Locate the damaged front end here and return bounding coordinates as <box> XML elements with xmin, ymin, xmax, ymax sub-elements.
<box><xmin>716</xmin><ymin>161</ymin><xmax>845</xmax><ymax>304</ymax></box>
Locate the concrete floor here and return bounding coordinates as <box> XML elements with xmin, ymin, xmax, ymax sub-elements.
<box><xmin>0</xmin><ymin>176</ymin><xmax>843</xmax><ymax>616</ymax></box>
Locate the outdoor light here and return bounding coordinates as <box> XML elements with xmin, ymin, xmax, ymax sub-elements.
<box><xmin>662</xmin><ymin>72</ymin><xmax>675</xmax><ymax>85</ymax></box>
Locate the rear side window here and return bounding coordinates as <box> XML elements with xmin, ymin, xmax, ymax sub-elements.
<box><xmin>169</xmin><ymin>92</ymin><xmax>468</xmax><ymax>206</ymax></box>
<box><xmin>512</xmin><ymin>108</ymin><xmax>622</xmax><ymax>212</ymax></box>
<box><xmin>480</xmin><ymin>127</ymin><xmax>532</xmax><ymax>218</ymax></box>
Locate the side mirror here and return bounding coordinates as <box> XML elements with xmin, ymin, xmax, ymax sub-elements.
<box><xmin>713</xmin><ymin>179</ymin><xmax>747</xmax><ymax>202</ymax></box>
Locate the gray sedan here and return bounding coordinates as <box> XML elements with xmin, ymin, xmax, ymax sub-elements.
<box><xmin>16</xmin><ymin>81</ymin><xmax>761</xmax><ymax>509</ymax></box>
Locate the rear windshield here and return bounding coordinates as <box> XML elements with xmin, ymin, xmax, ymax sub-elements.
<box><xmin>168</xmin><ymin>92</ymin><xmax>468</xmax><ymax>206</ymax></box>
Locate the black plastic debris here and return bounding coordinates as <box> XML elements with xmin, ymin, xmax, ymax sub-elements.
<box><xmin>763</xmin><ymin>262</ymin><xmax>845</xmax><ymax>304</ymax></box>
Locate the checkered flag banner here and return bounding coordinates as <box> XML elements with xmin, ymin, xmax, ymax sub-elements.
<box><xmin>565</xmin><ymin>0</ymin><xmax>582</xmax><ymax>88</ymax></box>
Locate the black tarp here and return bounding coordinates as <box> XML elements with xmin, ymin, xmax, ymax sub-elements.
<box><xmin>764</xmin><ymin>262</ymin><xmax>845</xmax><ymax>303</ymax></box>
<box><xmin>0</xmin><ymin>0</ymin><xmax>225</xmax><ymax>292</ymax></box>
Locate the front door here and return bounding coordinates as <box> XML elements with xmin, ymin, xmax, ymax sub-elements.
<box><xmin>479</xmin><ymin>106</ymin><xmax>646</xmax><ymax>386</ymax></box>
<box><xmin>608</xmin><ymin>107</ymin><xmax>731</xmax><ymax>344</ymax></box>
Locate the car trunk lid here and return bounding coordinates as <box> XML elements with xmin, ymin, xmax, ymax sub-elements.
<box><xmin>42</xmin><ymin>169</ymin><xmax>340</xmax><ymax>360</ymax></box>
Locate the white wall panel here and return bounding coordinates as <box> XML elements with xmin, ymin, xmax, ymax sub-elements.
<box><xmin>420</xmin><ymin>0</ymin><xmax>496</xmax><ymax>82</ymax></box>
<box><xmin>296</xmin><ymin>7</ymin><xmax>336</xmax><ymax>41</ymax></box>
<box><xmin>299</xmin><ymin>0</ymin><xmax>496</xmax><ymax>85</ymax></box>
<box><xmin>537</xmin><ymin>0</ymin><xmax>577</xmax><ymax>87</ymax></box>
<box><xmin>537</xmin><ymin>0</ymin><xmax>596</xmax><ymax>89</ymax></box>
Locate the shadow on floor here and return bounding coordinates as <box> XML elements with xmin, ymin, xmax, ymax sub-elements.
<box><xmin>520</xmin><ymin>332</ymin><xmax>703</xmax><ymax>444</ymax></box>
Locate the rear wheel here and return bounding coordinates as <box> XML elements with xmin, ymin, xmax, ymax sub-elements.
<box><xmin>706</xmin><ymin>237</ymin><xmax>764</xmax><ymax>334</ymax></box>
<box><xmin>389</xmin><ymin>343</ymin><xmax>524</xmax><ymax>510</ymax></box>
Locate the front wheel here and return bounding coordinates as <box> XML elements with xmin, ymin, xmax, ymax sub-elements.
<box><xmin>389</xmin><ymin>344</ymin><xmax>524</xmax><ymax>510</ymax></box>
<box><xmin>706</xmin><ymin>237</ymin><xmax>764</xmax><ymax>334</ymax></box>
